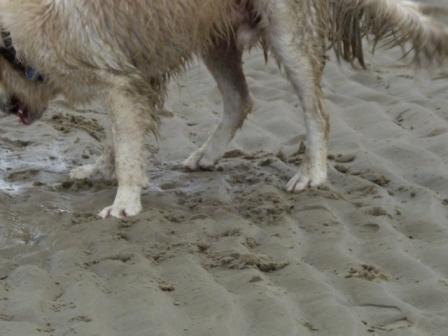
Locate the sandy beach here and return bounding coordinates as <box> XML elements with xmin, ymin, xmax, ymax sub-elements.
<box><xmin>1</xmin><ymin>8</ymin><xmax>448</xmax><ymax>336</ymax></box>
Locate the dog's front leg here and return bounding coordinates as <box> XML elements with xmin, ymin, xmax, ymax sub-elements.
<box><xmin>98</xmin><ymin>77</ymin><xmax>155</xmax><ymax>219</ymax></box>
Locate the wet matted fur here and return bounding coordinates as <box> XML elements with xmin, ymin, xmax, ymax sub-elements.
<box><xmin>0</xmin><ymin>0</ymin><xmax>447</xmax><ymax>218</ymax></box>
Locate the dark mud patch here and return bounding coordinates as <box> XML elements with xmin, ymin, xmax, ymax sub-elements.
<box><xmin>345</xmin><ymin>264</ymin><xmax>388</xmax><ymax>281</ymax></box>
<box><xmin>50</xmin><ymin>114</ymin><xmax>104</xmax><ymax>141</ymax></box>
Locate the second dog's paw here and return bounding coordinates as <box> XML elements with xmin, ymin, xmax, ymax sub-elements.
<box><xmin>70</xmin><ymin>163</ymin><xmax>115</xmax><ymax>181</ymax></box>
<box><xmin>70</xmin><ymin>164</ymin><xmax>96</xmax><ymax>180</ymax></box>
<box><xmin>286</xmin><ymin>165</ymin><xmax>327</xmax><ymax>192</ymax></box>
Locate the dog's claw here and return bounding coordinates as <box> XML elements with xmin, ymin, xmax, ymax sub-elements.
<box><xmin>182</xmin><ymin>149</ymin><xmax>217</xmax><ymax>171</ymax></box>
<box><xmin>286</xmin><ymin>174</ymin><xmax>310</xmax><ymax>192</ymax></box>
<box><xmin>286</xmin><ymin>165</ymin><xmax>327</xmax><ymax>192</ymax></box>
<box><xmin>99</xmin><ymin>186</ymin><xmax>142</xmax><ymax>219</ymax></box>
<box><xmin>182</xmin><ymin>150</ymin><xmax>205</xmax><ymax>171</ymax></box>
<box><xmin>98</xmin><ymin>208</ymin><xmax>112</xmax><ymax>219</ymax></box>
<box><xmin>98</xmin><ymin>203</ymin><xmax>140</xmax><ymax>219</ymax></box>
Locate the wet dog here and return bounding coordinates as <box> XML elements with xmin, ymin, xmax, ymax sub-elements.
<box><xmin>0</xmin><ymin>0</ymin><xmax>446</xmax><ymax>218</ymax></box>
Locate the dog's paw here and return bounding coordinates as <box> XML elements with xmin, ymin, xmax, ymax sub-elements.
<box><xmin>98</xmin><ymin>202</ymin><xmax>142</xmax><ymax>219</ymax></box>
<box><xmin>70</xmin><ymin>163</ymin><xmax>115</xmax><ymax>180</ymax></box>
<box><xmin>98</xmin><ymin>186</ymin><xmax>142</xmax><ymax>219</ymax></box>
<box><xmin>70</xmin><ymin>164</ymin><xmax>96</xmax><ymax>180</ymax></box>
<box><xmin>286</xmin><ymin>165</ymin><xmax>327</xmax><ymax>192</ymax></box>
<box><xmin>182</xmin><ymin>149</ymin><xmax>216</xmax><ymax>171</ymax></box>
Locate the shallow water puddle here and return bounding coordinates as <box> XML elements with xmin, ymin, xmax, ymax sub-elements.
<box><xmin>0</xmin><ymin>133</ymin><xmax>69</xmax><ymax>194</ymax></box>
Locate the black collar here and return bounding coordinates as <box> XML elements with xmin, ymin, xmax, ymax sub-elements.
<box><xmin>0</xmin><ymin>31</ymin><xmax>43</xmax><ymax>82</ymax></box>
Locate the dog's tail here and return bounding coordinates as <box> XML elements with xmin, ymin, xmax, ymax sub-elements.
<box><xmin>330</xmin><ymin>0</ymin><xmax>448</xmax><ymax>67</ymax></box>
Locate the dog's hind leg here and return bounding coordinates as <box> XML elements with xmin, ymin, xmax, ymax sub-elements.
<box><xmin>182</xmin><ymin>37</ymin><xmax>253</xmax><ymax>170</ymax></box>
<box><xmin>266</xmin><ymin>4</ymin><xmax>329</xmax><ymax>192</ymax></box>
<box><xmin>98</xmin><ymin>75</ymin><xmax>159</xmax><ymax>219</ymax></box>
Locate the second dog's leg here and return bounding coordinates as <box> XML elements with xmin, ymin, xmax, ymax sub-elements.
<box><xmin>183</xmin><ymin>38</ymin><xmax>253</xmax><ymax>170</ymax></box>
<box><xmin>98</xmin><ymin>76</ymin><xmax>157</xmax><ymax>219</ymax></box>
<box><xmin>70</xmin><ymin>146</ymin><xmax>114</xmax><ymax>180</ymax></box>
<box><xmin>70</xmin><ymin>124</ymin><xmax>115</xmax><ymax>180</ymax></box>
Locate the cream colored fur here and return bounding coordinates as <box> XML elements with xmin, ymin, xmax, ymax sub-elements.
<box><xmin>0</xmin><ymin>0</ymin><xmax>446</xmax><ymax>218</ymax></box>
